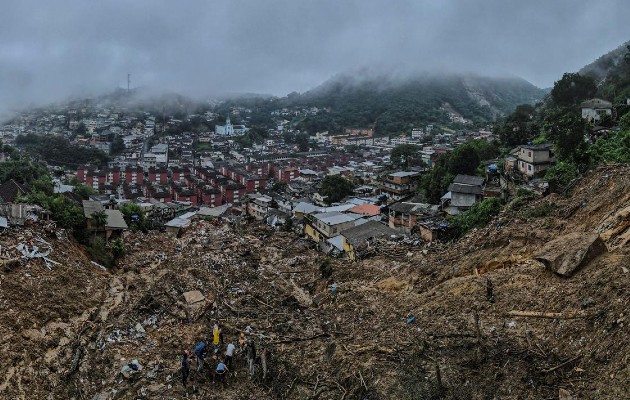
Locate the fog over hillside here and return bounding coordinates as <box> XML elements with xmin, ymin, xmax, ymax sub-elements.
<box><xmin>1</xmin><ymin>0</ymin><xmax>630</xmax><ymax>116</ymax></box>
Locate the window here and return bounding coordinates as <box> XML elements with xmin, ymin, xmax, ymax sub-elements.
<box><xmin>528</xmin><ymin>165</ymin><xmax>532</xmax><ymax>171</ymax></box>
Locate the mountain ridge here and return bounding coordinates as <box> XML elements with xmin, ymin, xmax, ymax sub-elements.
<box><xmin>286</xmin><ymin>71</ymin><xmax>545</xmax><ymax>135</ymax></box>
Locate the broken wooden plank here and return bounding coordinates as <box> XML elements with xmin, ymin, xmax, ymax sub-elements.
<box><xmin>542</xmin><ymin>355</ymin><xmax>582</xmax><ymax>373</ymax></box>
<box><xmin>507</xmin><ymin>310</ymin><xmax>582</xmax><ymax>319</ymax></box>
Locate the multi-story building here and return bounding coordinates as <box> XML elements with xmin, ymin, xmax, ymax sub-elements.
<box><xmin>515</xmin><ymin>144</ymin><xmax>555</xmax><ymax>179</ymax></box>
<box><xmin>378</xmin><ymin>171</ymin><xmax>421</xmax><ymax>200</ymax></box>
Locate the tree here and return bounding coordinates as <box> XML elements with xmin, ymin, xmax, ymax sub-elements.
<box><xmin>281</xmin><ymin>217</ymin><xmax>294</xmax><ymax>232</ymax></box>
<box><xmin>319</xmin><ymin>175</ymin><xmax>355</xmax><ymax>204</ymax></box>
<box><xmin>74</xmin><ymin>184</ymin><xmax>97</xmax><ymax>200</ymax></box>
<box><xmin>619</xmin><ymin>112</ymin><xmax>630</xmax><ymax>131</ymax></box>
<box><xmin>119</xmin><ymin>202</ymin><xmax>146</xmax><ymax>231</ymax></box>
<box><xmin>496</xmin><ymin>104</ymin><xmax>539</xmax><ymax>146</ymax></box>
<box><xmin>91</xmin><ymin>210</ymin><xmax>108</xmax><ymax>240</ymax></box>
<box><xmin>31</xmin><ymin>176</ymin><xmax>54</xmax><ymax>195</ymax></box>
<box><xmin>550</xmin><ymin>73</ymin><xmax>597</xmax><ymax>107</ymax></box>
<box><xmin>543</xmin><ymin>108</ymin><xmax>588</xmax><ymax>165</ymax></box>
<box><xmin>420</xmin><ymin>156</ymin><xmax>454</xmax><ymax>203</ymax></box>
<box><xmin>111</xmin><ymin>135</ymin><xmax>125</xmax><ymax>155</ymax></box>
<box><xmin>0</xmin><ymin>159</ymin><xmax>48</xmax><ymax>184</ymax></box>
<box><xmin>75</xmin><ymin>122</ymin><xmax>87</xmax><ymax>136</ymax></box>
<box><xmin>545</xmin><ymin>161</ymin><xmax>578</xmax><ymax>194</ymax></box>
<box><xmin>448</xmin><ymin>144</ymin><xmax>480</xmax><ymax>176</ymax></box>
<box><xmin>447</xmin><ymin>197</ymin><xmax>503</xmax><ymax>239</ymax></box>
<box><xmin>295</xmin><ymin>133</ymin><xmax>310</xmax><ymax>152</ymax></box>
<box><xmin>111</xmin><ymin>238</ymin><xmax>126</xmax><ymax>263</ymax></box>
<box><xmin>391</xmin><ymin>144</ymin><xmax>421</xmax><ymax>168</ymax></box>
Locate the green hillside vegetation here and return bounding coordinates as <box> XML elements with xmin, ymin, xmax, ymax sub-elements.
<box><xmin>292</xmin><ymin>73</ymin><xmax>545</xmax><ymax>135</ymax></box>
<box><xmin>214</xmin><ymin>72</ymin><xmax>545</xmax><ymax>136</ymax></box>
<box><xmin>580</xmin><ymin>41</ymin><xmax>630</xmax><ymax>103</ymax></box>
<box><xmin>493</xmin><ymin>41</ymin><xmax>630</xmax><ymax>191</ymax></box>
<box><xmin>15</xmin><ymin>133</ymin><xmax>110</xmax><ymax>166</ymax></box>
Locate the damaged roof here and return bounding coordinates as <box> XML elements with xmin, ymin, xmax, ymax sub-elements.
<box><xmin>341</xmin><ymin>220</ymin><xmax>397</xmax><ymax>246</ymax></box>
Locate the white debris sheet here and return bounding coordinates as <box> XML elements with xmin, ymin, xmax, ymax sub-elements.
<box><xmin>16</xmin><ymin>237</ymin><xmax>61</xmax><ymax>270</ymax></box>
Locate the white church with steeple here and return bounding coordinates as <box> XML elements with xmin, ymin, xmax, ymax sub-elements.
<box><xmin>215</xmin><ymin>114</ymin><xmax>248</xmax><ymax>136</ymax></box>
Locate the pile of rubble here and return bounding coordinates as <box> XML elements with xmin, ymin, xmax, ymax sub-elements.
<box><xmin>1</xmin><ymin>165</ymin><xmax>630</xmax><ymax>399</ymax></box>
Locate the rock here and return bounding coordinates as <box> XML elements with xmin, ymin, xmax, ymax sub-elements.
<box><xmin>129</xmin><ymin>359</ymin><xmax>143</xmax><ymax>371</ymax></box>
<box><xmin>92</xmin><ymin>392</ymin><xmax>110</xmax><ymax>400</ymax></box>
<box><xmin>182</xmin><ymin>290</ymin><xmax>205</xmax><ymax>304</ymax></box>
<box><xmin>534</xmin><ymin>232</ymin><xmax>607</xmax><ymax>277</ymax></box>
<box><xmin>558</xmin><ymin>388</ymin><xmax>573</xmax><ymax>400</ymax></box>
<box><xmin>147</xmin><ymin>383</ymin><xmax>165</xmax><ymax>393</ymax></box>
<box><xmin>120</xmin><ymin>365</ymin><xmax>133</xmax><ymax>379</ymax></box>
<box><xmin>121</xmin><ymin>359</ymin><xmax>143</xmax><ymax>379</ymax></box>
<box><xmin>581</xmin><ymin>297</ymin><xmax>595</xmax><ymax>308</ymax></box>
<box><xmin>22</xmin><ymin>329</ymin><xmax>44</xmax><ymax>341</ymax></box>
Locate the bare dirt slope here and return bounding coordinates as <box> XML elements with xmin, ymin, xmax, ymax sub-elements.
<box><xmin>1</xmin><ymin>164</ymin><xmax>629</xmax><ymax>399</ymax></box>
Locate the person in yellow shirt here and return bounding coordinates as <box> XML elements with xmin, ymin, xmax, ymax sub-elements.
<box><xmin>212</xmin><ymin>322</ymin><xmax>222</xmax><ymax>356</ymax></box>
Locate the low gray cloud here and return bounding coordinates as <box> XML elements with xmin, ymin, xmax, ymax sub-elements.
<box><xmin>1</xmin><ymin>0</ymin><xmax>629</xmax><ymax>113</ymax></box>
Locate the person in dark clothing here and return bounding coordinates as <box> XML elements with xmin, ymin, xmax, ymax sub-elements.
<box><xmin>486</xmin><ymin>278</ymin><xmax>495</xmax><ymax>303</ymax></box>
<box><xmin>194</xmin><ymin>341</ymin><xmax>206</xmax><ymax>371</ymax></box>
<box><xmin>181</xmin><ymin>350</ymin><xmax>190</xmax><ymax>386</ymax></box>
<box><xmin>245</xmin><ymin>340</ymin><xmax>256</xmax><ymax>378</ymax></box>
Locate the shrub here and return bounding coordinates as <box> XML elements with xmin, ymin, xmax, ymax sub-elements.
<box><xmin>448</xmin><ymin>197</ymin><xmax>503</xmax><ymax>239</ymax></box>
<box><xmin>545</xmin><ymin>162</ymin><xmax>578</xmax><ymax>194</ymax></box>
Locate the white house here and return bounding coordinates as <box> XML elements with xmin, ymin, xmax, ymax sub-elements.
<box><xmin>581</xmin><ymin>98</ymin><xmax>612</xmax><ymax>122</ymax></box>
<box><xmin>516</xmin><ymin>144</ymin><xmax>555</xmax><ymax>178</ymax></box>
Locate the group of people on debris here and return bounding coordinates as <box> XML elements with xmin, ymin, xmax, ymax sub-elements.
<box><xmin>180</xmin><ymin>321</ymin><xmax>260</xmax><ymax>388</ymax></box>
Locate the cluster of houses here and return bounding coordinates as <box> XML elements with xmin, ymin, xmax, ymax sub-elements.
<box><xmin>9</xmin><ymin>124</ymin><xmax>555</xmax><ymax>260</ymax></box>
<box><xmin>12</xmin><ymin>94</ymin><xmax>625</xmax><ymax>259</ymax></box>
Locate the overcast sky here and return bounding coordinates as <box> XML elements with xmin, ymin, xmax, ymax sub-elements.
<box><xmin>1</xmin><ymin>0</ymin><xmax>630</xmax><ymax>112</ymax></box>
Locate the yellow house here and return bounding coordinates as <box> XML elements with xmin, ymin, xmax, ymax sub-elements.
<box><xmin>341</xmin><ymin>221</ymin><xmax>397</xmax><ymax>261</ymax></box>
<box><xmin>304</xmin><ymin>221</ymin><xmax>322</xmax><ymax>242</ymax></box>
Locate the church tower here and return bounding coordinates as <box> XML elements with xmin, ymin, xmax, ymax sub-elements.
<box><xmin>225</xmin><ymin>115</ymin><xmax>234</xmax><ymax>135</ymax></box>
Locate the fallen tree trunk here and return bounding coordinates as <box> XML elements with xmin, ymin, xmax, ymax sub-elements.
<box><xmin>507</xmin><ymin>310</ymin><xmax>581</xmax><ymax>319</ymax></box>
<box><xmin>277</xmin><ymin>333</ymin><xmax>331</xmax><ymax>344</ymax></box>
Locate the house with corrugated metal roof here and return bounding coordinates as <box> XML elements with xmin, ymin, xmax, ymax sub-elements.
<box><xmin>442</xmin><ymin>174</ymin><xmax>485</xmax><ymax>215</ymax></box>
<box><xmin>304</xmin><ymin>211</ymin><xmax>365</xmax><ymax>243</ymax></box>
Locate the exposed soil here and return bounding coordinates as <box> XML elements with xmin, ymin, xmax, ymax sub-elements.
<box><xmin>1</xmin><ymin>164</ymin><xmax>629</xmax><ymax>399</ymax></box>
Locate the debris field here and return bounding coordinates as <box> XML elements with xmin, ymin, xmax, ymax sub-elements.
<box><xmin>0</xmin><ymin>164</ymin><xmax>629</xmax><ymax>399</ymax></box>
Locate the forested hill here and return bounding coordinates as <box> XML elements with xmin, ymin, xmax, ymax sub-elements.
<box><xmin>286</xmin><ymin>72</ymin><xmax>545</xmax><ymax>135</ymax></box>
<box><xmin>579</xmin><ymin>40</ymin><xmax>630</xmax><ymax>103</ymax></box>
